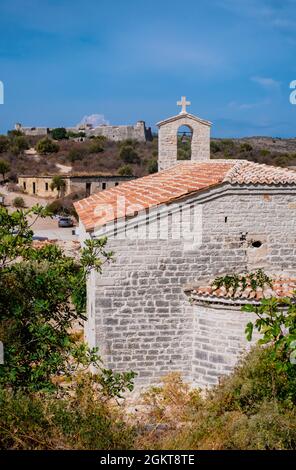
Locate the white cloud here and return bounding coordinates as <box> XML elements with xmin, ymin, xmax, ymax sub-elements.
<box><xmin>78</xmin><ymin>113</ymin><xmax>109</xmax><ymax>127</ymax></box>
<box><xmin>228</xmin><ymin>99</ymin><xmax>270</xmax><ymax>110</ymax></box>
<box><xmin>216</xmin><ymin>0</ymin><xmax>296</xmax><ymax>31</ymax></box>
<box><xmin>251</xmin><ymin>76</ymin><xmax>281</xmax><ymax>89</ymax></box>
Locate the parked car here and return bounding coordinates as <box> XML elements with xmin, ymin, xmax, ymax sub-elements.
<box><xmin>58</xmin><ymin>217</ymin><xmax>74</xmax><ymax>228</ymax></box>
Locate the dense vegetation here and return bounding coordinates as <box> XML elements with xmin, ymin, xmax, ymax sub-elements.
<box><xmin>137</xmin><ymin>346</ymin><xmax>296</xmax><ymax>450</ymax></box>
<box><xmin>210</xmin><ymin>137</ymin><xmax>296</xmax><ymax>167</ymax></box>
<box><xmin>0</xmin><ymin>132</ymin><xmax>159</xmax><ymax>181</ymax></box>
<box><xmin>0</xmin><ymin>214</ymin><xmax>295</xmax><ymax>449</ymax></box>
<box><xmin>1</xmin><ymin>130</ymin><xmax>296</xmax><ymax>186</ymax></box>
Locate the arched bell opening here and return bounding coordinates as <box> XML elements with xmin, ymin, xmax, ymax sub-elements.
<box><xmin>177</xmin><ymin>125</ymin><xmax>193</xmax><ymax>160</ymax></box>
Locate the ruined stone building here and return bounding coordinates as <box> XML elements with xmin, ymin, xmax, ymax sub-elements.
<box><xmin>75</xmin><ymin>98</ymin><xmax>296</xmax><ymax>388</ymax></box>
<box><xmin>15</xmin><ymin>123</ymin><xmax>48</xmax><ymax>137</ymax></box>
<box><xmin>70</xmin><ymin>120</ymin><xmax>153</xmax><ymax>142</ymax></box>
<box><xmin>15</xmin><ymin>120</ymin><xmax>153</xmax><ymax>142</ymax></box>
<box><xmin>18</xmin><ymin>174</ymin><xmax>135</xmax><ymax>198</ymax></box>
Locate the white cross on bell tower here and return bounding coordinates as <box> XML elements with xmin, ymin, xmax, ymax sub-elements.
<box><xmin>177</xmin><ymin>96</ymin><xmax>191</xmax><ymax>115</ymax></box>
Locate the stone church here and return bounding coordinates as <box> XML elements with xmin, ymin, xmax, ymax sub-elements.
<box><xmin>75</xmin><ymin>98</ymin><xmax>296</xmax><ymax>388</ymax></box>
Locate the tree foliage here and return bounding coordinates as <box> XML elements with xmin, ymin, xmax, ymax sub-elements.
<box><xmin>51</xmin><ymin>128</ymin><xmax>68</xmax><ymax>141</ymax></box>
<box><xmin>0</xmin><ymin>136</ymin><xmax>9</xmax><ymax>153</ymax></box>
<box><xmin>243</xmin><ymin>296</ymin><xmax>296</xmax><ymax>372</ymax></box>
<box><xmin>9</xmin><ymin>135</ymin><xmax>29</xmax><ymax>156</ymax></box>
<box><xmin>88</xmin><ymin>138</ymin><xmax>104</xmax><ymax>154</ymax></box>
<box><xmin>213</xmin><ymin>270</ymin><xmax>296</xmax><ymax>373</ymax></box>
<box><xmin>118</xmin><ymin>164</ymin><xmax>133</xmax><ymax>176</ymax></box>
<box><xmin>0</xmin><ymin>160</ymin><xmax>10</xmax><ymax>180</ymax></box>
<box><xmin>50</xmin><ymin>175</ymin><xmax>66</xmax><ymax>198</ymax></box>
<box><xmin>147</xmin><ymin>158</ymin><xmax>158</xmax><ymax>174</ymax></box>
<box><xmin>35</xmin><ymin>137</ymin><xmax>59</xmax><ymax>155</ymax></box>
<box><xmin>0</xmin><ymin>205</ymin><xmax>135</xmax><ymax>395</ymax></box>
<box><xmin>119</xmin><ymin>145</ymin><xmax>140</xmax><ymax>164</ymax></box>
<box><xmin>12</xmin><ymin>196</ymin><xmax>25</xmax><ymax>208</ymax></box>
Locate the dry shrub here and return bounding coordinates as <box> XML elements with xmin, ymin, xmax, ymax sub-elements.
<box><xmin>136</xmin><ymin>347</ymin><xmax>296</xmax><ymax>450</ymax></box>
<box><xmin>0</xmin><ymin>374</ymin><xmax>135</xmax><ymax>450</ymax></box>
<box><xmin>141</xmin><ymin>373</ymin><xmax>201</xmax><ymax>425</ymax></box>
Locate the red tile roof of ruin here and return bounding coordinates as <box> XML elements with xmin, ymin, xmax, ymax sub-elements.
<box><xmin>74</xmin><ymin>160</ymin><xmax>296</xmax><ymax>231</ymax></box>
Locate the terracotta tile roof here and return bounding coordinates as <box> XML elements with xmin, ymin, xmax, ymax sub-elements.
<box><xmin>224</xmin><ymin>160</ymin><xmax>296</xmax><ymax>185</ymax></box>
<box><xmin>74</xmin><ymin>161</ymin><xmax>233</xmax><ymax>230</ymax></box>
<box><xmin>74</xmin><ymin>160</ymin><xmax>296</xmax><ymax>231</ymax></box>
<box><xmin>186</xmin><ymin>277</ymin><xmax>296</xmax><ymax>305</ymax></box>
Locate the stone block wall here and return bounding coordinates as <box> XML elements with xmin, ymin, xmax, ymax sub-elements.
<box><xmin>190</xmin><ymin>303</ymin><xmax>260</xmax><ymax>388</ymax></box>
<box><xmin>88</xmin><ymin>121</ymin><xmax>152</xmax><ymax>142</ymax></box>
<box><xmin>18</xmin><ymin>175</ymin><xmax>135</xmax><ymax>198</ymax></box>
<box><xmin>158</xmin><ymin>115</ymin><xmax>211</xmax><ymax>171</ymax></box>
<box><xmin>18</xmin><ymin>176</ymin><xmax>65</xmax><ymax>198</ymax></box>
<box><xmin>86</xmin><ymin>188</ymin><xmax>296</xmax><ymax>388</ymax></box>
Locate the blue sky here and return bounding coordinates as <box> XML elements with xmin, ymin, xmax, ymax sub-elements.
<box><xmin>0</xmin><ymin>0</ymin><xmax>296</xmax><ymax>137</ymax></box>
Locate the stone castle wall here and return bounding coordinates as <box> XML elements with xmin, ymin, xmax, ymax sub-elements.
<box><xmin>16</xmin><ymin>121</ymin><xmax>153</xmax><ymax>142</ymax></box>
<box><xmin>88</xmin><ymin>121</ymin><xmax>152</xmax><ymax>142</ymax></box>
<box><xmin>86</xmin><ymin>188</ymin><xmax>296</xmax><ymax>388</ymax></box>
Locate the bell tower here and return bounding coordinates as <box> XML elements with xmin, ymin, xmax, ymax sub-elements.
<box><xmin>157</xmin><ymin>97</ymin><xmax>212</xmax><ymax>171</ymax></box>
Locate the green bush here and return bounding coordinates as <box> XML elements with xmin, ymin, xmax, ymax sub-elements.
<box><xmin>0</xmin><ymin>159</ymin><xmax>10</xmax><ymax>179</ymax></box>
<box><xmin>210</xmin><ymin>141</ymin><xmax>221</xmax><ymax>153</ymax></box>
<box><xmin>147</xmin><ymin>158</ymin><xmax>158</xmax><ymax>174</ymax></box>
<box><xmin>51</xmin><ymin>128</ymin><xmax>68</xmax><ymax>140</ymax></box>
<box><xmin>0</xmin><ymin>135</ymin><xmax>9</xmax><ymax>153</ymax></box>
<box><xmin>88</xmin><ymin>140</ymin><xmax>104</xmax><ymax>154</ymax></box>
<box><xmin>118</xmin><ymin>164</ymin><xmax>133</xmax><ymax>176</ymax></box>
<box><xmin>67</xmin><ymin>131</ymin><xmax>86</xmax><ymax>139</ymax></box>
<box><xmin>240</xmin><ymin>143</ymin><xmax>253</xmax><ymax>152</ymax></box>
<box><xmin>8</xmin><ymin>135</ymin><xmax>29</xmax><ymax>156</ymax></box>
<box><xmin>46</xmin><ymin>194</ymin><xmax>80</xmax><ymax>218</ymax></box>
<box><xmin>12</xmin><ymin>196</ymin><xmax>25</xmax><ymax>208</ymax></box>
<box><xmin>119</xmin><ymin>145</ymin><xmax>140</xmax><ymax>164</ymax></box>
<box><xmin>89</xmin><ymin>135</ymin><xmax>107</xmax><ymax>144</ymax></box>
<box><xmin>260</xmin><ymin>149</ymin><xmax>271</xmax><ymax>157</ymax></box>
<box><xmin>36</xmin><ymin>138</ymin><xmax>59</xmax><ymax>155</ymax></box>
<box><xmin>177</xmin><ymin>148</ymin><xmax>191</xmax><ymax>160</ymax></box>
<box><xmin>274</xmin><ymin>155</ymin><xmax>290</xmax><ymax>167</ymax></box>
<box><xmin>221</xmin><ymin>139</ymin><xmax>234</xmax><ymax>147</ymax></box>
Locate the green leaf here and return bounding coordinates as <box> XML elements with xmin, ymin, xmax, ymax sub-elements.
<box><xmin>245</xmin><ymin>322</ymin><xmax>254</xmax><ymax>341</ymax></box>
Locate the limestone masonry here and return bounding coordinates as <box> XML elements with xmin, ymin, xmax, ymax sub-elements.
<box><xmin>75</xmin><ymin>98</ymin><xmax>296</xmax><ymax>389</ymax></box>
<box><xmin>15</xmin><ymin>120</ymin><xmax>153</xmax><ymax>142</ymax></box>
<box><xmin>18</xmin><ymin>174</ymin><xmax>135</xmax><ymax>198</ymax></box>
